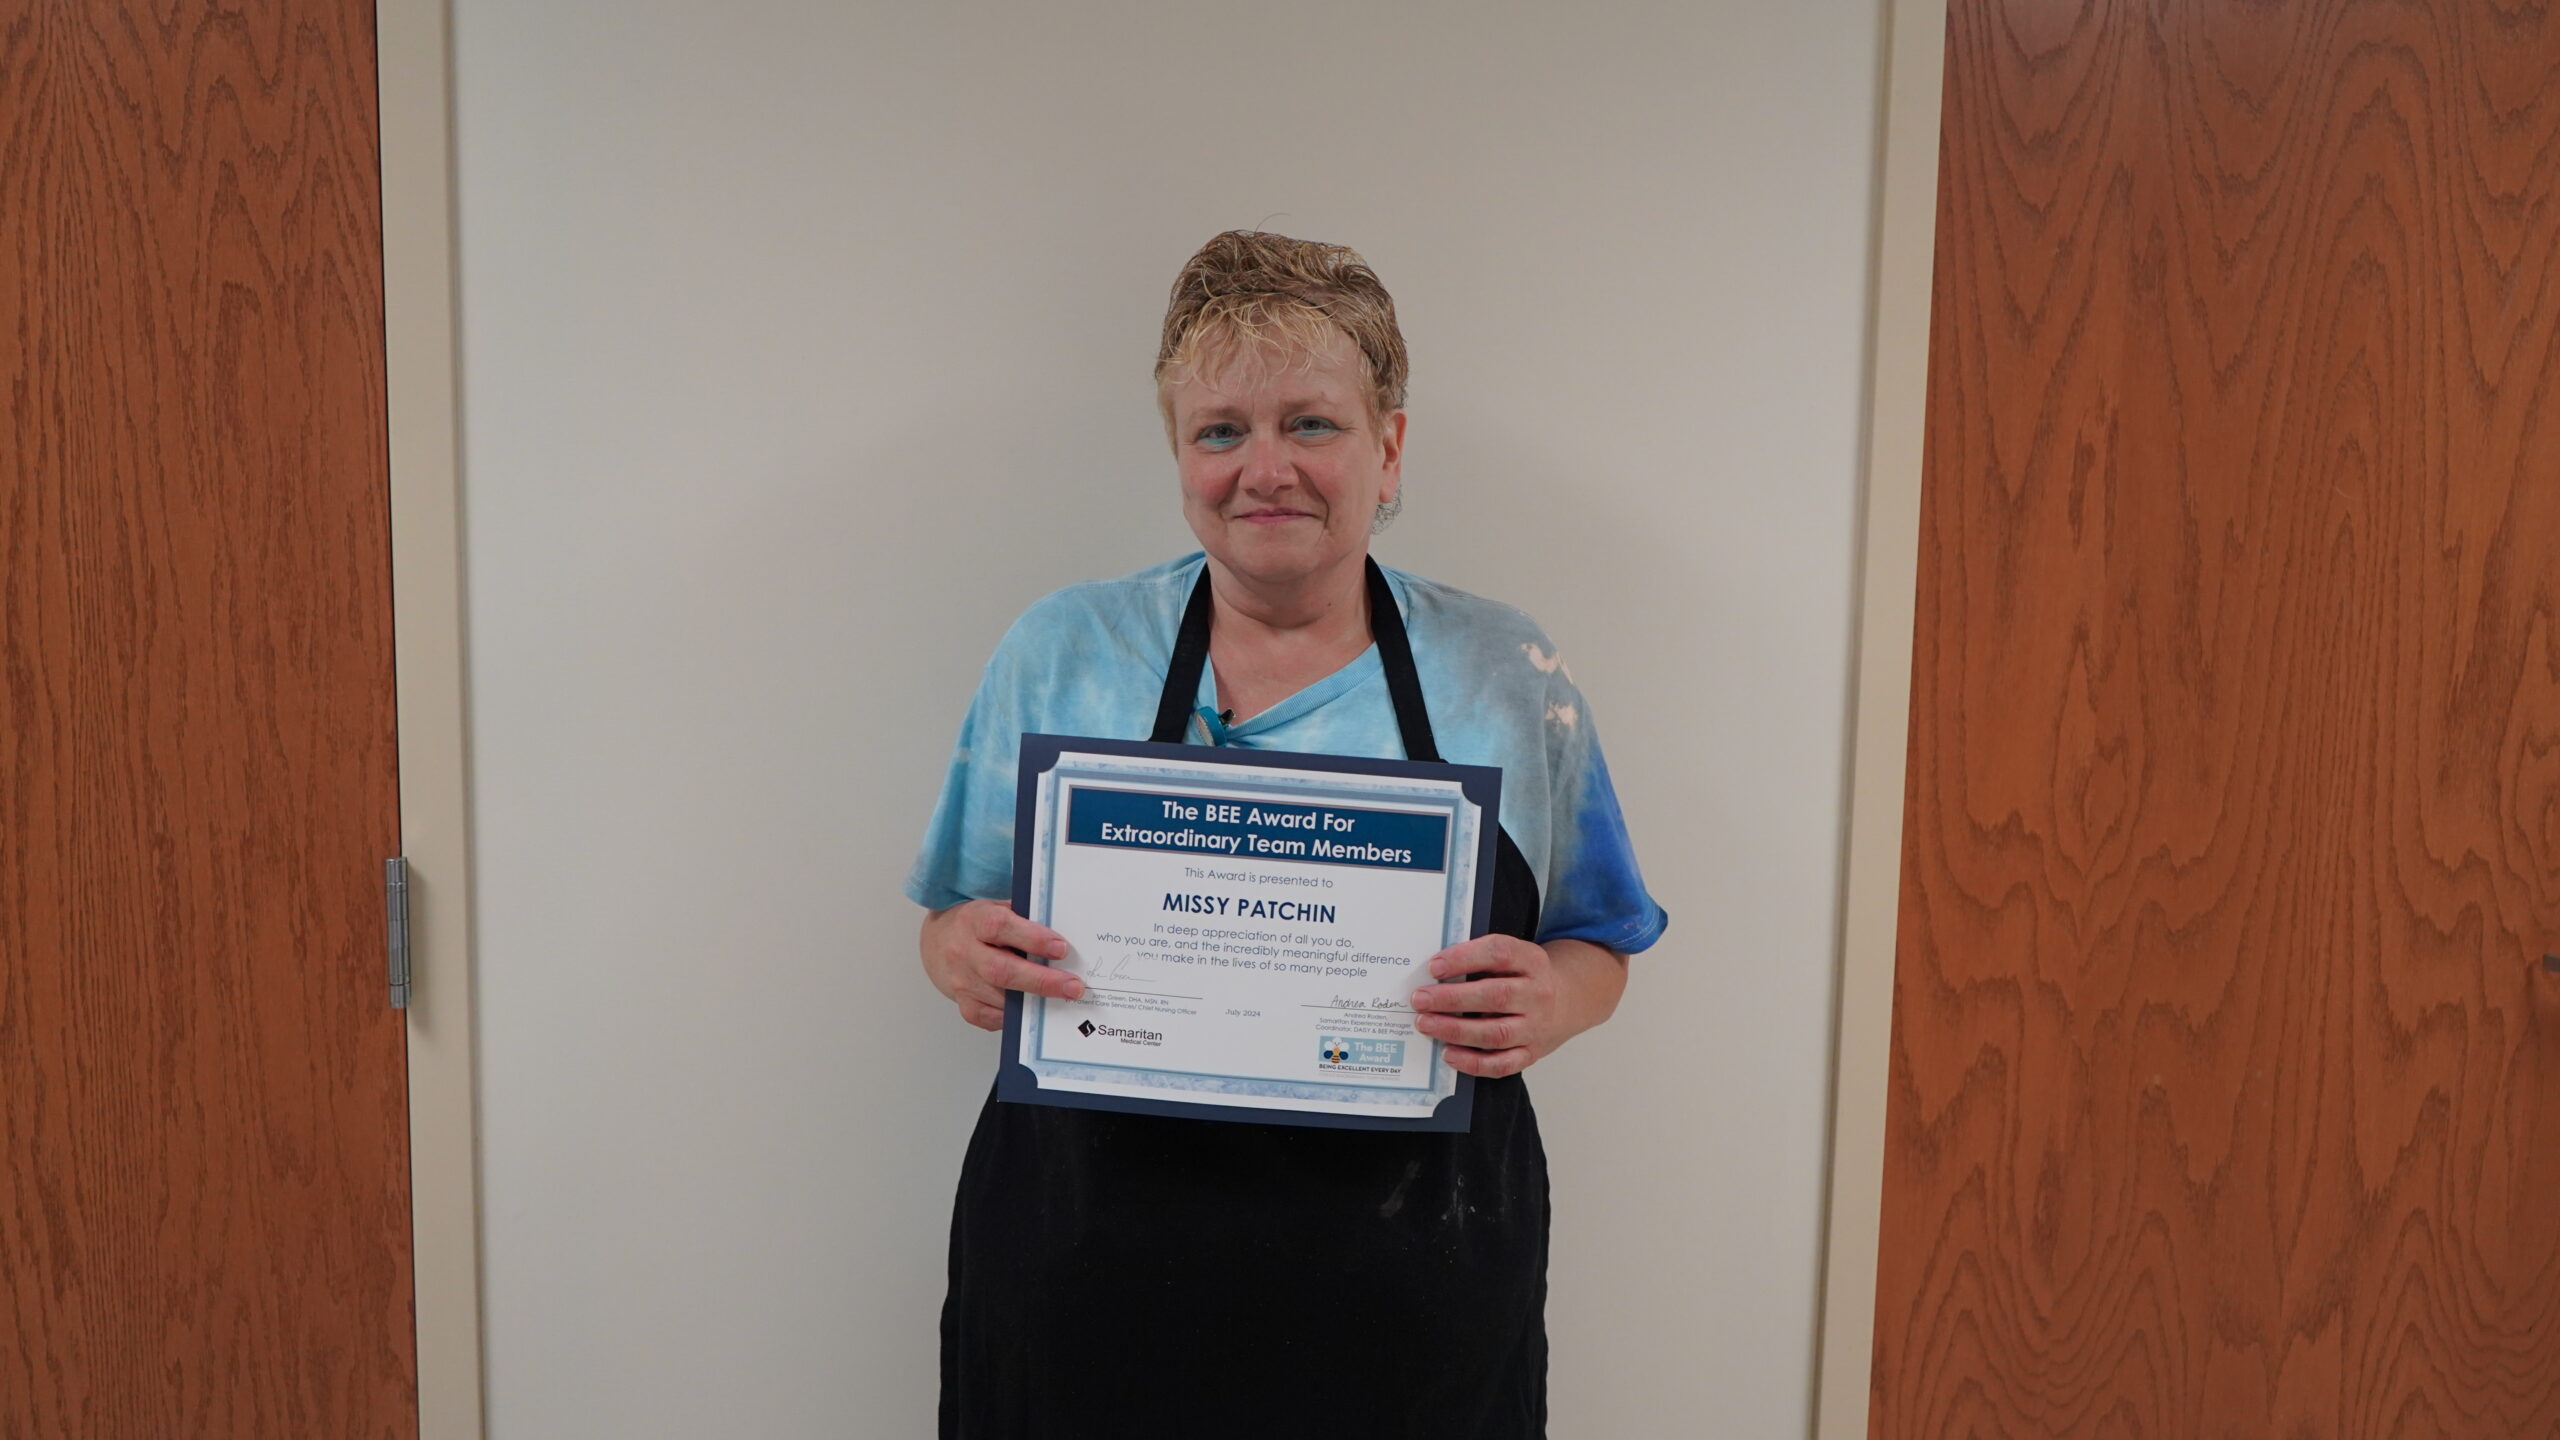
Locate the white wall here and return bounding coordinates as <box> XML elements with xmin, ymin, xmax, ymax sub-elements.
<box><xmin>451</xmin><ymin>3</ymin><xmax>1881</xmax><ymax>1434</ymax></box>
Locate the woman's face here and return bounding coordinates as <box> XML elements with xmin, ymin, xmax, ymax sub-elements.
<box><xmin>1167</xmin><ymin>329</ymin><xmax>1404</xmax><ymax>594</ymax></box>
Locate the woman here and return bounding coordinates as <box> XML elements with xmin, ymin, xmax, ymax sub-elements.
<box><xmin>907</xmin><ymin>231</ymin><xmax>1667</xmax><ymax>1438</ymax></box>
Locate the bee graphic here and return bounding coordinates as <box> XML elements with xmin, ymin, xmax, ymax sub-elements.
<box><xmin>1320</xmin><ymin>1039</ymin><xmax>1351</xmax><ymax>1065</ymax></box>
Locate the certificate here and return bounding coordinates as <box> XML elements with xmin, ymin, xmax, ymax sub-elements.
<box><xmin>1000</xmin><ymin>734</ymin><xmax>1501</xmax><ymax>1131</ymax></box>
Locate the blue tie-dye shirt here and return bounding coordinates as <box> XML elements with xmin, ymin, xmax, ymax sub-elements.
<box><xmin>905</xmin><ymin>553</ymin><xmax>1667</xmax><ymax>955</ymax></box>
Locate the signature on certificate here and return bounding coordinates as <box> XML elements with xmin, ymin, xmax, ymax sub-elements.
<box><xmin>1099</xmin><ymin>952</ymin><xmax>1157</xmax><ymax>983</ymax></box>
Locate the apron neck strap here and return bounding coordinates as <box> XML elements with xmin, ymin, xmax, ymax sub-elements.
<box><xmin>1363</xmin><ymin>557</ymin><xmax>1442</xmax><ymax>763</ymax></box>
<box><xmin>1148</xmin><ymin>567</ymin><xmax>1219</xmax><ymax>745</ymax></box>
<box><xmin>1148</xmin><ymin>557</ymin><xmax>1441</xmax><ymax>763</ymax></box>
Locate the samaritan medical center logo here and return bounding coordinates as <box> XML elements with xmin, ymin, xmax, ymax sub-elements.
<box><xmin>1073</xmin><ymin>1017</ymin><xmax>1164</xmax><ymax>1047</ymax></box>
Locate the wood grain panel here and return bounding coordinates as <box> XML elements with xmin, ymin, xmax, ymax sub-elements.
<box><xmin>0</xmin><ymin>3</ymin><xmax>415</xmax><ymax>1436</ymax></box>
<box><xmin>1877</xmin><ymin>1</ymin><xmax>2560</xmax><ymax>1436</ymax></box>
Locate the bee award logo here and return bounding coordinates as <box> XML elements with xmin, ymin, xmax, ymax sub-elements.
<box><xmin>1316</xmin><ymin>1035</ymin><xmax>1405</xmax><ymax>1072</ymax></box>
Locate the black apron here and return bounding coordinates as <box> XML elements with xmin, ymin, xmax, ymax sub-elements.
<box><xmin>942</xmin><ymin>558</ymin><xmax>1550</xmax><ymax>1440</ymax></box>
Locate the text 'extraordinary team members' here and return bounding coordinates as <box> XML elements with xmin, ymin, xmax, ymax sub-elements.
<box><xmin>1091</xmin><ymin>818</ymin><xmax>1419</xmax><ymax>865</ymax></box>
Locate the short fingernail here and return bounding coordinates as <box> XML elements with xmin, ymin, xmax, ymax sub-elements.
<box><xmin>1064</xmin><ymin>980</ymin><xmax>1084</xmax><ymax>999</ymax></box>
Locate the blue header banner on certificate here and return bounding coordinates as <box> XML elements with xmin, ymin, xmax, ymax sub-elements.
<box><xmin>1002</xmin><ymin>734</ymin><xmax>1502</xmax><ymax>1132</ymax></box>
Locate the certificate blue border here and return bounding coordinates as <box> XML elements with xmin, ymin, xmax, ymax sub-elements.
<box><xmin>1002</xmin><ymin>734</ymin><xmax>1500</xmax><ymax>1133</ymax></box>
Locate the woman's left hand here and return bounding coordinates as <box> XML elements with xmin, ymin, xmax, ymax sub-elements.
<box><xmin>1408</xmin><ymin>935</ymin><xmax>1628</xmax><ymax>1079</ymax></box>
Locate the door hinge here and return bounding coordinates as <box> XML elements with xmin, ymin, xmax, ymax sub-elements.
<box><xmin>386</xmin><ymin>857</ymin><xmax>411</xmax><ymax>1010</ymax></box>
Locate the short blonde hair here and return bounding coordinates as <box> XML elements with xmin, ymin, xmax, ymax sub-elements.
<box><xmin>1155</xmin><ymin>230</ymin><xmax>1408</xmax><ymax>426</ymax></box>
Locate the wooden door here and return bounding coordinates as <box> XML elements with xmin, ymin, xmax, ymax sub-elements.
<box><xmin>1876</xmin><ymin>2</ymin><xmax>2560</xmax><ymax>1436</ymax></box>
<box><xmin>1</xmin><ymin>3</ymin><xmax>416</xmax><ymax>1436</ymax></box>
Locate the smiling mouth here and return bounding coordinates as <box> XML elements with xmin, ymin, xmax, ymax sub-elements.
<box><xmin>1237</xmin><ymin>510</ymin><xmax>1313</xmax><ymax>523</ymax></box>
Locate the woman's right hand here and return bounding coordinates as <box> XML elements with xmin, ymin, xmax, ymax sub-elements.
<box><xmin>919</xmin><ymin>899</ymin><xmax>1085</xmax><ymax>1030</ymax></box>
